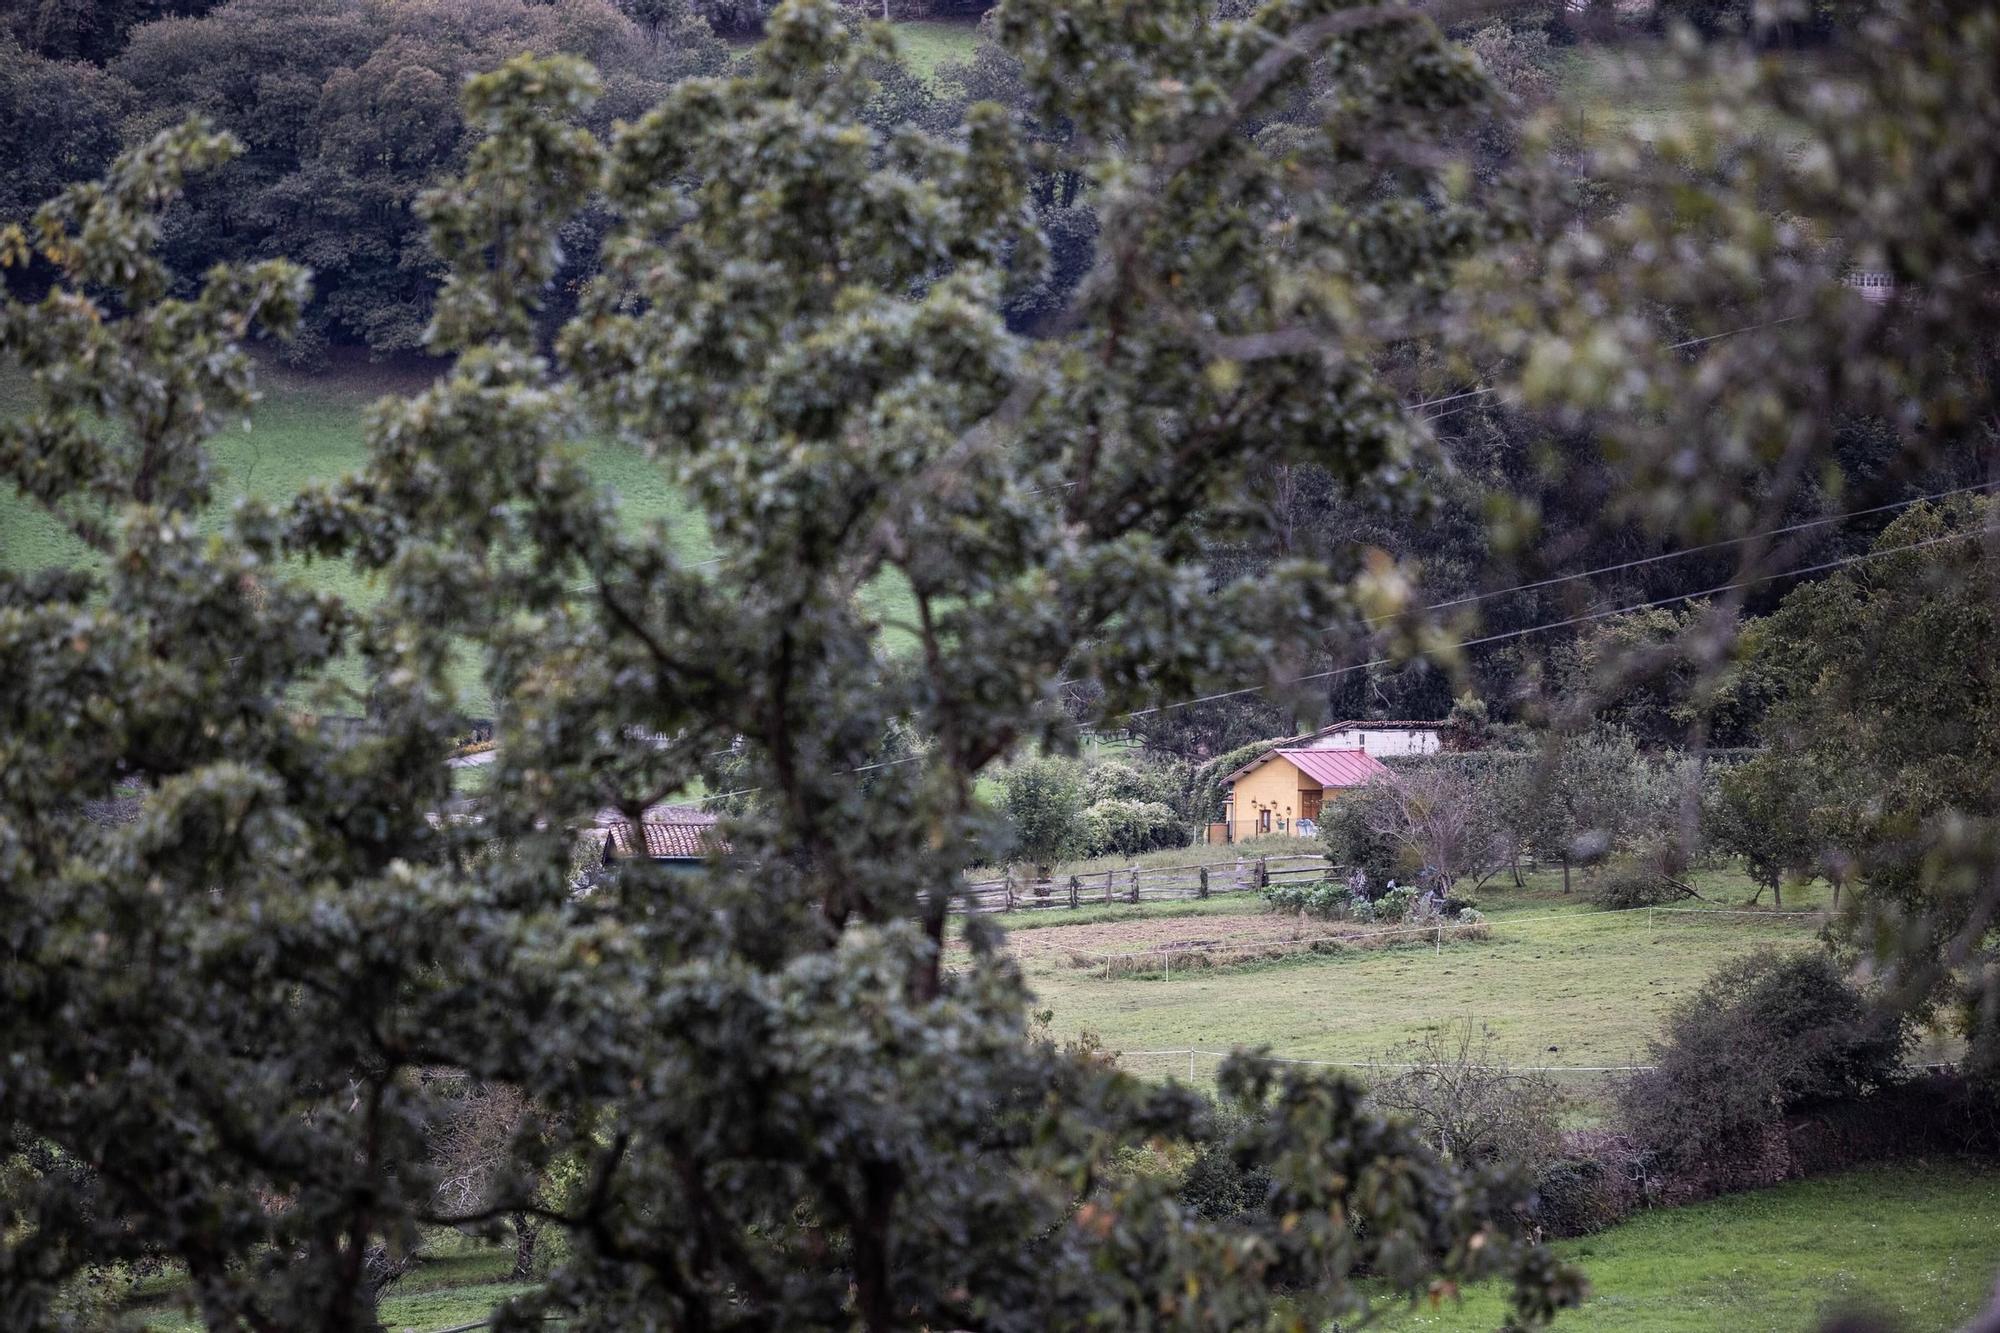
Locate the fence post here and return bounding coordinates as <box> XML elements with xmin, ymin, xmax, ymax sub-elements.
<box><xmin>1105</xmin><ymin>869</ymin><xmax>1114</xmax><ymax>905</ymax></box>
<box><xmin>1004</xmin><ymin>871</ymin><xmax>1015</xmax><ymax>912</ymax></box>
<box><xmin>1256</xmin><ymin>856</ymin><xmax>1269</xmax><ymax>891</ymax></box>
<box><xmin>1189</xmin><ymin>1049</ymin><xmax>1196</xmax><ymax>1082</ymax></box>
<box><xmin>1068</xmin><ymin>875</ymin><xmax>1081</xmax><ymax>909</ymax></box>
<box><xmin>1435</xmin><ymin>923</ymin><xmax>1441</xmax><ymax>955</ymax></box>
<box><xmin>1128</xmin><ymin>866</ymin><xmax>1140</xmax><ymax>904</ymax></box>
<box><xmin>1164</xmin><ymin>951</ymin><xmax>1171</xmax><ymax>983</ymax></box>
<box><xmin>1198</xmin><ymin>866</ymin><xmax>1210</xmax><ymax>899</ymax></box>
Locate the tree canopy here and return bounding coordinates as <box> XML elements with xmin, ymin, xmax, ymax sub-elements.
<box><xmin>0</xmin><ymin>0</ymin><xmax>1591</xmax><ymax>1326</ymax></box>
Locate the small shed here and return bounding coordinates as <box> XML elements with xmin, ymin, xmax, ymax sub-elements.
<box><xmin>594</xmin><ymin>804</ymin><xmax>728</xmax><ymax>871</ymax></box>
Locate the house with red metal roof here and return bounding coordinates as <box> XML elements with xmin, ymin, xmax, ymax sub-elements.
<box><xmin>1214</xmin><ymin>743</ymin><xmax>1395</xmax><ymax>843</ymax></box>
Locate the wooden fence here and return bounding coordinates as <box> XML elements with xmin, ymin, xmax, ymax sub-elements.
<box><xmin>953</xmin><ymin>853</ymin><xmax>1334</xmax><ymax>915</ymax></box>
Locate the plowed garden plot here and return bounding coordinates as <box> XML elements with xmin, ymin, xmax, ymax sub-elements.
<box><xmin>958</xmin><ymin>909</ymin><xmax>1487</xmax><ymax>974</ymax></box>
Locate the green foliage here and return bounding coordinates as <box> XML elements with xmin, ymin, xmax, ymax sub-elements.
<box><xmin>1551</xmin><ymin>605</ymin><xmax>1770</xmax><ymax>751</ymax></box>
<box><xmin>0</xmin><ymin>38</ymin><xmax>132</xmax><ymax>227</ymax></box>
<box><xmin>0</xmin><ymin>0</ymin><xmax>1602</xmax><ymax>1321</ymax></box>
<box><xmin>1586</xmin><ymin>860</ymin><xmax>1683</xmax><ymax>910</ymax></box>
<box><xmin>1002</xmin><ymin>755</ymin><xmax>1085</xmax><ymax>868</ymax></box>
<box><xmin>1321</xmin><ymin>791</ymin><xmax>1406</xmax><ymax>885</ymax></box>
<box><xmin>1081</xmin><ymin>755</ymin><xmax>1190</xmax><ymax>810</ymax></box>
<box><xmin>1261</xmin><ymin>878</ymin><xmax>1352</xmax><ymax>918</ymax></box>
<box><xmin>109</xmin><ymin>0</ymin><xmax>724</xmax><ymax>356</ymax></box>
<box><xmin>1618</xmin><ymin>951</ymin><xmax>1908</xmax><ymax>1185</ymax></box>
<box><xmin>1705</xmin><ymin>751</ymin><xmax>1821</xmax><ymax>903</ymax></box>
<box><xmin>1744</xmin><ymin>499</ymin><xmax>2000</xmax><ymax>1070</ymax></box>
<box><xmin>1077</xmin><ymin>797</ymin><xmax>1188</xmax><ymax>858</ymax></box>
<box><xmin>1511</xmin><ymin>730</ymin><xmax>1653</xmax><ymax>890</ymax></box>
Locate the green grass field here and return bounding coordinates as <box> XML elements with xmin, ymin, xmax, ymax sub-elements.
<box><xmin>0</xmin><ymin>362</ymin><xmax>921</xmax><ymax>714</ymax></box>
<box><xmin>892</xmin><ymin>18</ymin><xmax>983</xmax><ymax>80</ymax></box>
<box><xmin>1387</xmin><ymin>1161</ymin><xmax>2000</xmax><ymax>1333</ymax></box>
<box><xmin>1014</xmin><ymin>867</ymin><xmax>1880</xmax><ymax>1089</ymax></box>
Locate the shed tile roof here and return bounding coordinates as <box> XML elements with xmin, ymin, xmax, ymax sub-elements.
<box><xmin>603</xmin><ymin>821</ymin><xmax>728</xmax><ymax>860</ymax></box>
<box><xmin>1273</xmin><ymin>747</ymin><xmax>1393</xmax><ymax>789</ymax></box>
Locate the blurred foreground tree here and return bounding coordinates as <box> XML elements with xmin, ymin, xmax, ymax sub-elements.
<box><xmin>0</xmin><ymin>0</ymin><xmax>1587</xmax><ymax>1327</ymax></box>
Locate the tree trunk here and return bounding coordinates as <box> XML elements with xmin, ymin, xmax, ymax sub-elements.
<box><xmin>510</xmin><ymin>1211</ymin><xmax>541</xmax><ymax>1281</ymax></box>
<box><xmin>1773</xmin><ymin>877</ymin><xmax>1782</xmax><ymax>908</ymax></box>
<box><xmin>1561</xmin><ymin>856</ymin><xmax>1570</xmax><ymax>894</ymax></box>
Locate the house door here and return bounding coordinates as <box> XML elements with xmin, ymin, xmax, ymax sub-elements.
<box><xmin>1300</xmin><ymin>790</ymin><xmax>1323</xmax><ymax>822</ymax></box>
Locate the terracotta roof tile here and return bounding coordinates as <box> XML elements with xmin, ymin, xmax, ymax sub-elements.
<box><xmin>603</xmin><ymin>821</ymin><xmax>729</xmax><ymax>860</ymax></box>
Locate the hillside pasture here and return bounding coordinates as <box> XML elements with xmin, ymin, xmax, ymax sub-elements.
<box><xmin>0</xmin><ymin>364</ymin><xmax>920</xmax><ymax>713</ymax></box>
<box><xmin>1383</xmin><ymin>1161</ymin><xmax>2000</xmax><ymax>1333</ymax></box>
<box><xmin>1009</xmin><ymin>868</ymin><xmax>1853</xmax><ymax>1096</ymax></box>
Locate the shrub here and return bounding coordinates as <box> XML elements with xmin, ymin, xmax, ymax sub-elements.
<box><xmin>1318</xmin><ymin>785</ymin><xmax>1404</xmax><ymax>885</ymax></box>
<box><xmin>1261</xmin><ymin>879</ymin><xmax>1351</xmax><ymax>918</ymax></box>
<box><xmin>1617</xmin><ymin>950</ymin><xmax>1907</xmax><ymax>1194</ymax></box>
<box><xmin>1082</xmin><ymin>757</ymin><xmax>1192</xmax><ymax>814</ymax></box>
<box><xmin>1368</xmin><ymin>1019</ymin><xmax>1566</xmax><ymax>1175</ymax></box>
<box><xmin>1175</xmin><ymin>1107</ymin><xmax>1271</xmax><ymax>1222</ymax></box>
<box><xmin>1078</xmin><ymin>798</ymin><xmax>1188</xmax><ymax>857</ymax></box>
<box><xmin>1587</xmin><ymin>860</ymin><xmax>1682</xmax><ymax>910</ymax></box>
<box><xmin>1002</xmin><ymin>756</ymin><xmax>1085</xmax><ymax>871</ymax></box>
<box><xmin>1375</xmin><ymin>885</ymin><xmax>1419</xmax><ymax>922</ymax></box>
<box><xmin>1531</xmin><ymin>1134</ymin><xmax>1645</xmax><ymax>1239</ymax></box>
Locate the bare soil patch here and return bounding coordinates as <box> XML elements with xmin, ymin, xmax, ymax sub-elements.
<box><xmin>960</xmin><ymin>909</ymin><xmax>1489</xmax><ymax>973</ymax></box>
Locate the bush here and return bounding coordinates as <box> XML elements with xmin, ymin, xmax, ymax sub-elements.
<box><xmin>1261</xmin><ymin>879</ymin><xmax>1352</xmax><ymax>918</ymax></box>
<box><xmin>1002</xmin><ymin>756</ymin><xmax>1085</xmax><ymax>871</ymax></box>
<box><xmin>1319</xmin><ymin>792</ymin><xmax>1403</xmax><ymax>885</ymax></box>
<box><xmin>1082</xmin><ymin>757</ymin><xmax>1191</xmax><ymax>813</ymax></box>
<box><xmin>1369</xmin><ymin>1019</ymin><xmax>1566</xmax><ymax>1175</ymax></box>
<box><xmin>1175</xmin><ymin>1108</ymin><xmax>1271</xmax><ymax>1222</ymax></box>
<box><xmin>1617</xmin><ymin>950</ymin><xmax>1907</xmax><ymax>1195</ymax></box>
<box><xmin>1587</xmin><ymin>860</ymin><xmax>1682</xmax><ymax>910</ymax></box>
<box><xmin>1077</xmin><ymin>798</ymin><xmax>1188</xmax><ymax>858</ymax></box>
<box><xmin>1375</xmin><ymin>885</ymin><xmax>1420</xmax><ymax>922</ymax></box>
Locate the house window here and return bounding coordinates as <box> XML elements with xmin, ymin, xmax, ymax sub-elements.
<box><xmin>1258</xmin><ymin>808</ymin><xmax>1272</xmax><ymax>834</ymax></box>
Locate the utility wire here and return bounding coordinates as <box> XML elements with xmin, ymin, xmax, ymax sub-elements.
<box><xmin>1118</xmin><ymin>527</ymin><xmax>1983</xmax><ymax>718</ymax></box>
<box><xmin>693</xmin><ymin>526</ymin><xmax>1984</xmax><ymax>799</ymax></box>
<box><xmin>1394</xmin><ymin>476</ymin><xmax>2000</xmax><ymax>623</ymax></box>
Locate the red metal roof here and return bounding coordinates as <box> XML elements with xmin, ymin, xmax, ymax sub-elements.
<box><xmin>1273</xmin><ymin>747</ymin><xmax>1393</xmax><ymax>789</ymax></box>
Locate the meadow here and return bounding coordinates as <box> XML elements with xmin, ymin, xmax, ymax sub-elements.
<box><xmin>1015</xmin><ymin>865</ymin><xmax>1865</xmax><ymax>1083</ymax></box>
<box><xmin>0</xmin><ymin>362</ymin><xmax>918</xmax><ymax>714</ymax></box>
<box><xmin>1386</xmin><ymin>1162</ymin><xmax>2000</xmax><ymax>1333</ymax></box>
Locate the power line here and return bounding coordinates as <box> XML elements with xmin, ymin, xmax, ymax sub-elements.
<box><xmin>691</xmin><ymin>525</ymin><xmax>1985</xmax><ymax>798</ymax></box>
<box><xmin>1120</xmin><ymin>526</ymin><xmax>1983</xmax><ymax>718</ymax></box>
<box><xmin>1397</xmin><ymin>477</ymin><xmax>2000</xmax><ymax>623</ymax></box>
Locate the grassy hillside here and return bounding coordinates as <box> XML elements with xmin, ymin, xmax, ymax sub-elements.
<box><xmin>0</xmin><ymin>363</ymin><xmax>917</xmax><ymax>714</ymax></box>
<box><xmin>1388</xmin><ymin>1161</ymin><xmax>2000</xmax><ymax>1332</ymax></box>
